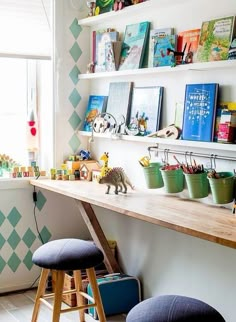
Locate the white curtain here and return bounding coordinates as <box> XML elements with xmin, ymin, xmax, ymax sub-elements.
<box><xmin>0</xmin><ymin>0</ymin><xmax>51</xmax><ymax>59</ymax></box>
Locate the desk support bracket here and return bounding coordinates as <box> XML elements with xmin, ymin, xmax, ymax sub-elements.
<box><xmin>75</xmin><ymin>199</ymin><xmax>122</xmax><ymax>274</ymax></box>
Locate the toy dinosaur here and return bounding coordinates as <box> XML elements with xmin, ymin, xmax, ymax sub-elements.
<box><xmin>98</xmin><ymin>167</ymin><xmax>134</xmax><ymax>194</ymax></box>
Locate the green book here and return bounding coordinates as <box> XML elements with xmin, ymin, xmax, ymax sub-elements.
<box><xmin>196</xmin><ymin>16</ymin><xmax>236</xmax><ymax>62</ymax></box>
<box><xmin>119</xmin><ymin>21</ymin><xmax>150</xmax><ymax>71</ymax></box>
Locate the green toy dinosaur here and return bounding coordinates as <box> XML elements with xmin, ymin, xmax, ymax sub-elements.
<box><xmin>98</xmin><ymin>167</ymin><xmax>134</xmax><ymax>194</ymax></box>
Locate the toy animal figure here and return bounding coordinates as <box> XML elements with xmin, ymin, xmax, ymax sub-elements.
<box><xmin>98</xmin><ymin>167</ymin><xmax>134</xmax><ymax>194</ymax></box>
<box><xmin>100</xmin><ymin>152</ymin><xmax>112</xmax><ymax>177</ymax></box>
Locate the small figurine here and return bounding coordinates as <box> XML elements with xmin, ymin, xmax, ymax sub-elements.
<box><xmin>87</xmin><ymin>62</ymin><xmax>95</xmax><ymax>73</ymax></box>
<box><xmin>78</xmin><ymin>149</ymin><xmax>91</xmax><ymax>160</ymax></box>
<box><xmin>98</xmin><ymin>167</ymin><xmax>134</xmax><ymax>194</ymax></box>
<box><xmin>100</xmin><ymin>152</ymin><xmax>112</xmax><ymax>177</ymax></box>
<box><xmin>113</xmin><ymin>0</ymin><xmax>132</xmax><ymax>11</ymax></box>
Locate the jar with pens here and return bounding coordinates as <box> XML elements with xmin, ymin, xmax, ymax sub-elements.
<box><xmin>139</xmin><ymin>146</ymin><xmax>163</xmax><ymax>189</ymax></box>
<box><xmin>159</xmin><ymin>150</ymin><xmax>184</xmax><ymax>194</ymax></box>
<box><xmin>207</xmin><ymin>155</ymin><xmax>235</xmax><ymax>204</ymax></box>
<box><xmin>174</xmin><ymin>152</ymin><xmax>209</xmax><ymax>199</ymax></box>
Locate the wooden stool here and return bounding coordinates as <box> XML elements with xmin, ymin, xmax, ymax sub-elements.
<box><xmin>126</xmin><ymin>295</ymin><xmax>225</xmax><ymax>322</ymax></box>
<box><xmin>31</xmin><ymin>238</ymin><xmax>106</xmax><ymax>322</ymax></box>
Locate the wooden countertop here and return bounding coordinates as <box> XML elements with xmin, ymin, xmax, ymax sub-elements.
<box><xmin>30</xmin><ymin>179</ymin><xmax>236</xmax><ymax>249</ymax></box>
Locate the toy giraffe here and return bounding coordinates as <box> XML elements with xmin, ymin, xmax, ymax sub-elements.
<box><xmin>100</xmin><ymin>152</ymin><xmax>112</xmax><ymax>177</ymax></box>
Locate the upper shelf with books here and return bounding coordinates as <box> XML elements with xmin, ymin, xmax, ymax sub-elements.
<box><xmin>79</xmin><ymin>59</ymin><xmax>236</xmax><ymax>80</ymax></box>
<box><xmin>78</xmin><ymin>130</ymin><xmax>236</xmax><ymax>154</ymax></box>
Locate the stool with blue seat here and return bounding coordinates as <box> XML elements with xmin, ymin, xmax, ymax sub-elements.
<box><xmin>126</xmin><ymin>294</ymin><xmax>225</xmax><ymax>322</ymax></box>
<box><xmin>31</xmin><ymin>238</ymin><xmax>106</xmax><ymax>322</ymax></box>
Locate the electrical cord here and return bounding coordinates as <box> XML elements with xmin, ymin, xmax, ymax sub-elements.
<box><xmin>33</xmin><ymin>185</ymin><xmax>44</xmax><ymax>245</ymax></box>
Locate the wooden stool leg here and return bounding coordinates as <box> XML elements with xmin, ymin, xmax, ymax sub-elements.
<box><xmin>74</xmin><ymin>270</ymin><xmax>85</xmax><ymax>322</ymax></box>
<box><xmin>52</xmin><ymin>271</ymin><xmax>65</xmax><ymax>322</ymax></box>
<box><xmin>31</xmin><ymin>268</ymin><xmax>50</xmax><ymax>322</ymax></box>
<box><xmin>87</xmin><ymin>268</ymin><xmax>106</xmax><ymax>322</ymax></box>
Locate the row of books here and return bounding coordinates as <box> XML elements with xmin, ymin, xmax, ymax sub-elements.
<box><xmin>83</xmin><ymin>82</ymin><xmax>164</xmax><ymax>136</ymax></box>
<box><xmin>83</xmin><ymin>82</ymin><xmax>236</xmax><ymax>144</ymax></box>
<box><xmin>92</xmin><ymin>15</ymin><xmax>236</xmax><ymax>72</ymax></box>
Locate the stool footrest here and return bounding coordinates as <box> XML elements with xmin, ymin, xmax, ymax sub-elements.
<box><xmin>39</xmin><ymin>297</ymin><xmax>97</xmax><ymax>314</ymax></box>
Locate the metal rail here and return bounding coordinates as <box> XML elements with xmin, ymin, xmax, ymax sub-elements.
<box><xmin>147</xmin><ymin>145</ymin><xmax>236</xmax><ymax>164</ymax></box>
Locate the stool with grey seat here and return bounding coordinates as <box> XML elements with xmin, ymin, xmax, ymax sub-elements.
<box><xmin>126</xmin><ymin>294</ymin><xmax>225</xmax><ymax>322</ymax></box>
<box><xmin>31</xmin><ymin>238</ymin><xmax>106</xmax><ymax>322</ymax></box>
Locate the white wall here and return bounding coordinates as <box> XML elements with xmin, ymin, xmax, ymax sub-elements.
<box><xmin>51</xmin><ymin>1</ymin><xmax>236</xmax><ymax>321</ymax></box>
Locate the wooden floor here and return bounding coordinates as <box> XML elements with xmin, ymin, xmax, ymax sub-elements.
<box><xmin>0</xmin><ymin>289</ymin><xmax>126</xmax><ymax>322</ymax></box>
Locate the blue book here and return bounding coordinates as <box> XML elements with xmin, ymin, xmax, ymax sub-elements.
<box><xmin>83</xmin><ymin>95</ymin><xmax>108</xmax><ymax>132</ymax></box>
<box><xmin>182</xmin><ymin>83</ymin><xmax>219</xmax><ymax>141</ymax></box>
<box><xmin>153</xmin><ymin>34</ymin><xmax>177</xmax><ymax>67</ymax></box>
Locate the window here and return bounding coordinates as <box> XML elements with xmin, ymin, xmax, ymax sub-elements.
<box><xmin>0</xmin><ymin>1</ymin><xmax>53</xmax><ymax>177</ymax></box>
<box><xmin>0</xmin><ymin>58</ymin><xmax>53</xmax><ymax>173</ymax></box>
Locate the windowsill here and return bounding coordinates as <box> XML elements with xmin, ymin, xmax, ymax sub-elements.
<box><xmin>0</xmin><ymin>177</ymin><xmax>48</xmax><ymax>190</ymax></box>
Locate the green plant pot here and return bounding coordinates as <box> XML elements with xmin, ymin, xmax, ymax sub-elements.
<box><xmin>160</xmin><ymin>168</ymin><xmax>184</xmax><ymax>193</ymax></box>
<box><xmin>184</xmin><ymin>172</ymin><xmax>209</xmax><ymax>199</ymax></box>
<box><xmin>143</xmin><ymin>162</ymin><xmax>164</xmax><ymax>189</ymax></box>
<box><xmin>208</xmin><ymin>171</ymin><xmax>235</xmax><ymax>204</ymax></box>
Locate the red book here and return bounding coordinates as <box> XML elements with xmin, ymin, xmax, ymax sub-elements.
<box><xmin>177</xmin><ymin>28</ymin><xmax>200</xmax><ymax>64</ymax></box>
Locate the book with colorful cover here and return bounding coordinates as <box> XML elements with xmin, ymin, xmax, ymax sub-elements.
<box><xmin>83</xmin><ymin>95</ymin><xmax>108</xmax><ymax>132</ymax></box>
<box><xmin>119</xmin><ymin>21</ymin><xmax>150</xmax><ymax>71</ymax></box>
<box><xmin>228</xmin><ymin>37</ymin><xmax>236</xmax><ymax>60</ymax></box>
<box><xmin>176</xmin><ymin>28</ymin><xmax>200</xmax><ymax>64</ymax></box>
<box><xmin>95</xmin><ymin>30</ymin><xmax>119</xmax><ymax>73</ymax></box>
<box><xmin>148</xmin><ymin>27</ymin><xmax>173</xmax><ymax>67</ymax></box>
<box><xmin>182</xmin><ymin>83</ymin><xmax>219</xmax><ymax>142</ymax></box>
<box><xmin>152</xmin><ymin>34</ymin><xmax>177</xmax><ymax>67</ymax></box>
<box><xmin>196</xmin><ymin>16</ymin><xmax>236</xmax><ymax>62</ymax></box>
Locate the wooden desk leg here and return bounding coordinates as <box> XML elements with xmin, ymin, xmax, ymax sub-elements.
<box><xmin>75</xmin><ymin>200</ymin><xmax>121</xmax><ymax>274</ymax></box>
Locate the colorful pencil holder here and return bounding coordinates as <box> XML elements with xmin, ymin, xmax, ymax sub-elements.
<box><xmin>208</xmin><ymin>171</ymin><xmax>235</xmax><ymax>204</ymax></box>
<box><xmin>143</xmin><ymin>162</ymin><xmax>164</xmax><ymax>189</ymax></box>
<box><xmin>184</xmin><ymin>171</ymin><xmax>209</xmax><ymax>199</ymax></box>
<box><xmin>160</xmin><ymin>168</ymin><xmax>184</xmax><ymax>193</ymax></box>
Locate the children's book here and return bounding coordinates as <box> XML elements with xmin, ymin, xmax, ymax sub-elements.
<box><xmin>126</xmin><ymin>86</ymin><xmax>164</xmax><ymax>136</ymax></box>
<box><xmin>106</xmin><ymin>82</ymin><xmax>133</xmax><ymax>133</ymax></box>
<box><xmin>152</xmin><ymin>34</ymin><xmax>177</xmax><ymax>67</ymax></box>
<box><xmin>182</xmin><ymin>83</ymin><xmax>219</xmax><ymax>142</ymax></box>
<box><xmin>83</xmin><ymin>95</ymin><xmax>108</xmax><ymax>132</ymax></box>
<box><xmin>196</xmin><ymin>16</ymin><xmax>236</xmax><ymax>62</ymax></box>
<box><xmin>148</xmin><ymin>28</ymin><xmax>173</xmax><ymax>67</ymax></box>
<box><xmin>176</xmin><ymin>28</ymin><xmax>200</xmax><ymax>64</ymax></box>
<box><xmin>228</xmin><ymin>37</ymin><xmax>236</xmax><ymax>60</ymax></box>
<box><xmin>119</xmin><ymin>21</ymin><xmax>150</xmax><ymax>71</ymax></box>
<box><xmin>95</xmin><ymin>30</ymin><xmax>119</xmax><ymax>73</ymax></box>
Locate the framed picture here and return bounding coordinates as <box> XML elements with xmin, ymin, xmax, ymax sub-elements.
<box><xmin>126</xmin><ymin>86</ymin><xmax>164</xmax><ymax>136</ymax></box>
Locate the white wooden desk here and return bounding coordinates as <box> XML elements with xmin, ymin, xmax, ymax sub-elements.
<box><xmin>30</xmin><ymin>179</ymin><xmax>236</xmax><ymax>273</ymax></box>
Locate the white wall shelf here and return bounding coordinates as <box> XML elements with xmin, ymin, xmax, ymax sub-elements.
<box><xmin>78</xmin><ymin>0</ymin><xmax>154</xmax><ymax>27</ymax></box>
<box><xmin>78</xmin><ymin>60</ymin><xmax>236</xmax><ymax>80</ymax></box>
<box><xmin>77</xmin><ymin>0</ymin><xmax>193</xmax><ymax>27</ymax></box>
<box><xmin>78</xmin><ymin>130</ymin><xmax>236</xmax><ymax>153</ymax></box>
